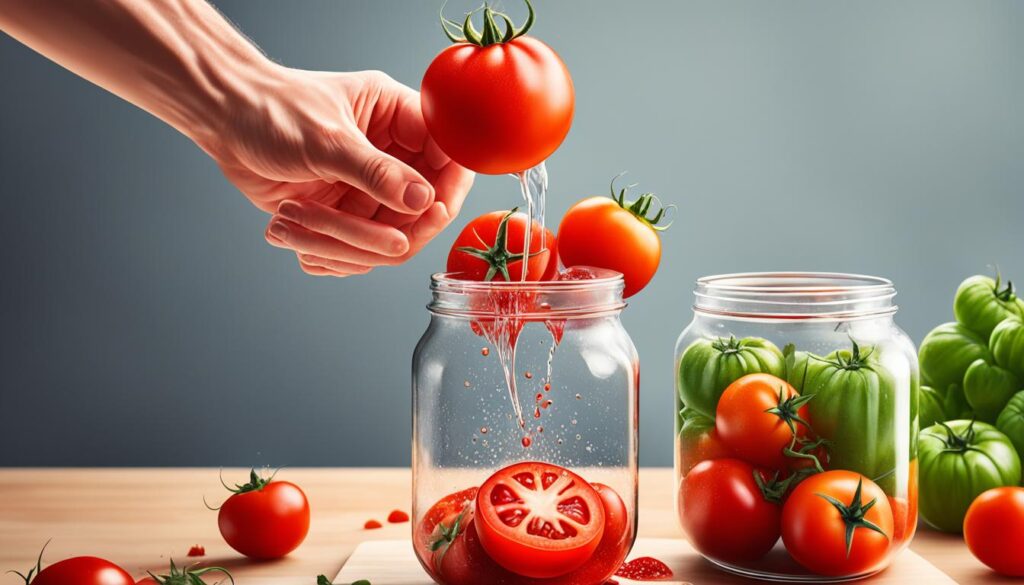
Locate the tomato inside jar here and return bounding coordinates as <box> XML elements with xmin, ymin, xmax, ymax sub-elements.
<box><xmin>412</xmin><ymin>265</ymin><xmax>636</xmax><ymax>585</ymax></box>
<box><xmin>674</xmin><ymin>273</ymin><xmax>919</xmax><ymax>581</ymax></box>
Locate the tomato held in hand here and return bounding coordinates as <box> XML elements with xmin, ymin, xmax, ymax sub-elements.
<box><xmin>716</xmin><ymin>373</ymin><xmax>814</xmax><ymax>470</ymax></box>
<box><xmin>964</xmin><ymin>487</ymin><xmax>1024</xmax><ymax>576</ymax></box>
<box><xmin>680</xmin><ymin>459</ymin><xmax>782</xmax><ymax>563</ymax></box>
<box><xmin>447</xmin><ymin>209</ymin><xmax>553</xmax><ymax>281</ymax></box>
<box><xmin>475</xmin><ymin>461</ymin><xmax>605</xmax><ymax>578</ymax></box>
<box><xmin>11</xmin><ymin>547</ymin><xmax>133</xmax><ymax>585</ymax></box>
<box><xmin>214</xmin><ymin>469</ymin><xmax>310</xmax><ymax>559</ymax></box>
<box><xmin>422</xmin><ymin>1</ymin><xmax>574</xmax><ymax>174</ymax></box>
<box><xmin>557</xmin><ymin>176</ymin><xmax>672</xmax><ymax>298</ymax></box>
<box><xmin>782</xmin><ymin>470</ymin><xmax>893</xmax><ymax>577</ymax></box>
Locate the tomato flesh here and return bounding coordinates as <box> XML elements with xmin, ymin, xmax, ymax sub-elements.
<box><xmin>475</xmin><ymin>462</ymin><xmax>605</xmax><ymax>578</ymax></box>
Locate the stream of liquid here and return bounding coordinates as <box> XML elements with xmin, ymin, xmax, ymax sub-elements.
<box><xmin>480</xmin><ymin>163</ymin><xmax>556</xmax><ymax>437</ymax></box>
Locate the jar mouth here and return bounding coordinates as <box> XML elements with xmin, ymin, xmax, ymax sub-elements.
<box><xmin>694</xmin><ymin>272</ymin><xmax>897</xmax><ymax>321</ymax></box>
<box><xmin>429</xmin><ymin>269</ymin><xmax>626</xmax><ymax>319</ymax></box>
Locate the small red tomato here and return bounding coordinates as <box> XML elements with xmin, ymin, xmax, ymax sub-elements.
<box><xmin>421</xmin><ymin>1</ymin><xmax>574</xmax><ymax>174</ymax></box>
<box><xmin>964</xmin><ymin>487</ymin><xmax>1024</xmax><ymax>576</ymax></box>
<box><xmin>13</xmin><ymin>552</ymin><xmax>134</xmax><ymax>585</ymax></box>
<box><xmin>215</xmin><ymin>469</ymin><xmax>310</xmax><ymax>559</ymax></box>
<box><xmin>782</xmin><ymin>471</ymin><xmax>893</xmax><ymax>577</ymax></box>
<box><xmin>680</xmin><ymin>459</ymin><xmax>782</xmax><ymax>563</ymax></box>
<box><xmin>556</xmin><ymin>177</ymin><xmax>672</xmax><ymax>298</ymax></box>
<box><xmin>716</xmin><ymin>373</ymin><xmax>812</xmax><ymax>470</ymax></box>
<box><xmin>447</xmin><ymin>209</ymin><xmax>553</xmax><ymax>281</ymax></box>
<box><xmin>387</xmin><ymin>509</ymin><xmax>410</xmax><ymax>523</ymax></box>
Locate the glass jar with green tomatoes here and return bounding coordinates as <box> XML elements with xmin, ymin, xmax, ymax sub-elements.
<box><xmin>674</xmin><ymin>273</ymin><xmax>919</xmax><ymax>582</ymax></box>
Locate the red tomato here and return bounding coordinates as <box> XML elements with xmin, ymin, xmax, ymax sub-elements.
<box><xmin>964</xmin><ymin>487</ymin><xmax>1024</xmax><ymax>576</ymax></box>
<box><xmin>680</xmin><ymin>459</ymin><xmax>782</xmax><ymax>563</ymax></box>
<box><xmin>556</xmin><ymin>179</ymin><xmax>671</xmax><ymax>298</ymax></box>
<box><xmin>782</xmin><ymin>470</ymin><xmax>893</xmax><ymax>577</ymax></box>
<box><xmin>216</xmin><ymin>470</ymin><xmax>310</xmax><ymax>559</ymax></box>
<box><xmin>474</xmin><ymin>461</ymin><xmax>605</xmax><ymax>578</ymax></box>
<box><xmin>421</xmin><ymin>2</ymin><xmax>573</xmax><ymax>174</ymax></box>
<box><xmin>677</xmin><ymin>425</ymin><xmax>733</xmax><ymax>476</ymax></box>
<box><xmin>447</xmin><ymin>209</ymin><xmax>553</xmax><ymax>281</ymax></box>
<box><xmin>716</xmin><ymin>373</ymin><xmax>812</xmax><ymax>470</ymax></box>
<box><xmin>413</xmin><ymin>487</ymin><xmax>479</xmax><ymax>579</ymax></box>
<box><xmin>592</xmin><ymin>483</ymin><xmax>632</xmax><ymax>550</ymax></box>
<box><xmin>889</xmin><ymin>459</ymin><xmax>919</xmax><ymax>548</ymax></box>
<box><xmin>15</xmin><ymin>556</ymin><xmax>133</xmax><ymax>585</ymax></box>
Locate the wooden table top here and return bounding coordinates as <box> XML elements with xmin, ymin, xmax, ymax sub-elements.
<box><xmin>0</xmin><ymin>468</ymin><xmax>995</xmax><ymax>585</ymax></box>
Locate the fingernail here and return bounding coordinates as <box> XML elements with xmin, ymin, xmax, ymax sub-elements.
<box><xmin>269</xmin><ymin>220</ymin><xmax>289</xmax><ymax>240</ymax></box>
<box><xmin>278</xmin><ymin>201</ymin><xmax>300</xmax><ymax>221</ymax></box>
<box><xmin>403</xmin><ymin>183</ymin><xmax>432</xmax><ymax>210</ymax></box>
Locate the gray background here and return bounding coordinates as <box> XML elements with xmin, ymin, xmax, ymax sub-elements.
<box><xmin>1</xmin><ymin>0</ymin><xmax>1021</xmax><ymax>467</ymax></box>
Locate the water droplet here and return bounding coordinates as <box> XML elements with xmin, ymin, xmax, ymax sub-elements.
<box><xmin>481</xmin><ymin>347</ymin><xmax>490</xmax><ymax>356</ymax></box>
<box><xmin>464</xmin><ymin>380</ymin><xmax>471</xmax><ymax>388</ymax></box>
<box><xmin>522</xmin><ymin>436</ymin><xmax>532</xmax><ymax>448</ymax></box>
<box><xmin>571</xmin><ymin>419</ymin><xmax>577</xmax><ymax>425</ymax></box>
<box><xmin>537</xmin><ymin>426</ymin><xmax>544</xmax><ymax>433</ymax></box>
<box><xmin>575</xmin><ymin>434</ymin><xmax>582</xmax><ymax>440</ymax></box>
<box><xmin>540</xmin><ymin>302</ymin><xmax>551</xmax><ymax>310</ymax></box>
<box><xmin>524</xmin><ymin>371</ymin><xmax>533</xmax><ymax>379</ymax></box>
<box><xmin>575</xmin><ymin>393</ymin><xmax>582</xmax><ymax>400</ymax></box>
<box><xmin>557</xmin><ymin>438</ymin><xmax>564</xmax><ymax>445</ymax></box>
<box><xmin>480</xmin><ymin>427</ymin><xmax>488</xmax><ymax>434</ymax></box>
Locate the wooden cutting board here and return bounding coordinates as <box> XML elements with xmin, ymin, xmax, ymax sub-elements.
<box><xmin>332</xmin><ymin>538</ymin><xmax>955</xmax><ymax>584</ymax></box>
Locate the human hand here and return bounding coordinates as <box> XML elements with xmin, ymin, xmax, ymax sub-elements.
<box><xmin>207</xmin><ymin>67</ymin><xmax>474</xmax><ymax>277</ymax></box>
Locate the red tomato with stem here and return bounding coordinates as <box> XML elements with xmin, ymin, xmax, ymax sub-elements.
<box><xmin>475</xmin><ymin>461</ymin><xmax>605</xmax><ymax>578</ymax></box>
<box><xmin>680</xmin><ymin>459</ymin><xmax>782</xmax><ymax>563</ymax></box>
<box><xmin>447</xmin><ymin>209</ymin><xmax>553</xmax><ymax>281</ymax></box>
<box><xmin>964</xmin><ymin>487</ymin><xmax>1024</xmax><ymax>576</ymax></box>
<box><xmin>716</xmin><ymin>373</ymin><xmax>814</xmax><ymax>470</ymax></box>
<box><xmin>556</xmin><ymin>176</ymin><xmax>673</xmax><ymax>298</ymax></box>
<box><xmin>422</xmin><ymin>1</ymin><xmax>574</xmax><ymax>174</ymax></box>
<box><xmin>11</xmin><ymin>547</ymin><xmax>133</xmax><ymax>585</ymax></box>
<box><xmin>782</xmin><ymin>470</ymin><xmax>893</xmax><ymax>577</ymax></box>
<box><xmin>134</xmin><ymin>560</ymin><xmax>232</xmax><ymax>585</ymax></box>
<box><xmin>213</xmin><ymin>469</ymin><xmax>310</xmax><ymax>559</ymax></box>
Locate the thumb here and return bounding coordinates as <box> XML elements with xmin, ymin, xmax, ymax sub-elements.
<box><xmin>314</xmin><ymin>132</ymin><xmax>435</xmax><ymax>214</ymax></box>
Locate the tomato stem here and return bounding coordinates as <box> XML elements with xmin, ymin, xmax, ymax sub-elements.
<box><xmin>456</xmin><ymin>207</ymin><xmax>543</xmax><ymax>281</ymax></box>
<box><xmin>992</xmin><ymin>270</ymin><xmax>1017</xmax><ymax>302</ymax></box>
<box><xmin>8</xmin><ymin>540</ymin><xmax>50</xmax><ymax>585</ymax></box>
<box><xmin>815</xmin><ymin>478</ymin><xmax>889</xmax><ymax>557</ymax></box>
<box><xmin>145</xmin><ymin>559</ymin><xmax>234</xmax><ymax>585</ymax></box>
<box><xmin>764</xmin><ymin>385</ymin><xmax>814</xmax><ymax>437</ymax></box>
<box><xmin>936</xmin><ymin>420</ymin><xmax>984</xmax><ymax>454</ymax></box>
<box><xmin>440</xmin><ymin>0</ymin><xmax>535</xmax><ymax>47</ymax></box>
<box><xmin>609</xmin><ymin>173</ymin><xmax>675</xmax><ymax>232</ymax></box>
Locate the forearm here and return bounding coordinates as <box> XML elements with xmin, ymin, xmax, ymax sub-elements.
<box><xmin>0</xmin><ymin>0</ymin><xmax>277</xmax><ymax>149</ymax></box>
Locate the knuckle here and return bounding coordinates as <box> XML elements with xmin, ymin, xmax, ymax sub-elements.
<box><xmin>361</xmin><ymin>155</ymin><xmax>396</xmax><ymax>193</ymax></box>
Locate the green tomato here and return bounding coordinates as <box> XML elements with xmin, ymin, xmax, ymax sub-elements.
<box><xmin>677</xmin><ymin>335</ymin><xmax>785</xmax><ymax>418</ymax></box>
<box><xmin>783</xmin><ymin>344</ymin><xmax>811</xmax><ymax>392</ymax></box>
<box><xmin>920</xmin><ymin>385</ymin><xmax>946</xmax><ymax>432</ymax></box>
<box><xmin>799</xmin><ymin>340</ymin><xmax>898</xmax><ymax>483</ymax></box>
<box><xmin>919</xmin><ymin>420</ymin><xmax>1021</xmax><ymax>532</ymax></box>
<box><xmin>918</xmin><ymin>322</ymin><xmax>990</xmax><ymax>392</ymax></box>
<box><xmin>963</xmin><ymin>358</ymin><xmax>1021</xmax><ymax>423</ymax></box>
<box><xmin>991</xmin><ymin>317</ymin><xmax>1024</xmax><ymax>380</ymax></box>
<box><xmin>997</xmin><ymin>391</ymin><xmax>1024</xmax><ymax>463</ymax></box>
<box><xmin>943</xmin><ymin>383</ymin><xmax>974</xmax><ymax>420</ymax></box>
<box><xmin>954</xmin><ymin>274</ymin><xmax>1024</xmax><ymax>339</ymax></box>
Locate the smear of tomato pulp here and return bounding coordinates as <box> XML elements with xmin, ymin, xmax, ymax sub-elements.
<box><xmin>363</xmin><ymin>519</ymin><xmax>382</xmax><ymax>530</ymax></box>
<box><xmin>615</xmin><ymin>556</ymin><xmax>674</xmax><ymax>580</ymax></box>
<box><xmin>186</xmin><ymin>544</ymin><xmax>205</xmax><ymax>557</ymax></box>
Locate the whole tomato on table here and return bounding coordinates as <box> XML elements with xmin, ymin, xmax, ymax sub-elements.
<box><xmin>557</xmin><ymin>175</ymin><xmax>673</xmax><ymax>298</ymax></box>
<box><xmin>10</xmin><ymin>545</ymin><xmax>133</xmax><ymax>585</ymax></box>
<box><xmin>421</xmin><ymin>0</ymin><xmax>574</xmax><ymax>175</ymax></box>
<box><xmin>964</xmin><ymin>486</ymin><xmax>1024</xmax><ymax>576</ymax></box>
<box><xmin>210</xmin><ymin>469</ymin><xmax>310</xmax><ymax>559</ymax></box>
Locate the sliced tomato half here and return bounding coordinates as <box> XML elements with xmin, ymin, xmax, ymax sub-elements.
<box><xmin>474</xmin><ymin>461</ymin><xmax>605</xmax><ymax>578</ymax></box>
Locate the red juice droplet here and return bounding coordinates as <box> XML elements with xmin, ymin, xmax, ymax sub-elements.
<box><xmin>544</xmin><ymin>383</ymin><xmax>551</xmax><ymax>392</ymax></box>
<box><xmin>387</xmin><ymin>510</ymin><xmax>410</xmax><ymax>523</ymax></box>
<box><xmin>364</xmin><ymin>519</ymin><xmax>383</xmax><ymax>530</ymax></box>
<box><xmin>522</xmin><ymin>436</ymin><xmax>532</xmax><ymax>448</ymax></box>
<box><xmin>542</xmin><ymin>399</ymin><xmax>553</xmax><ymax>409</ymax></box>
<box><xmin>187</xmin><ymin>545</ymin><xmax>205</xmax><ymax>557</ymax></box>
<box><xmin>481</xmin><ymin>347</ymin><xmax>490</xmax><ymax>356</ymax></box>
<box><xmin>480</xmin><ymin>427</ymin><xmax>488</xmax><ymax>434</ymax></box>
<box><xmin>537</xmin><ymin>426</ymin><xmax>544</xmax><ymax>433</ymax></box>
<box><xmin>524</xmin><ymin>371</ymin><xmax>533</xmax><ymax>379</ymax></box>
<box><xmin>533</xmin><ymin>407</ymin><xmax>541</xmax><ymax>419</ymax></box>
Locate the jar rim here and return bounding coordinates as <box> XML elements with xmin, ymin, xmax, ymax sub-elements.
<box><xmin>694</xmin><ymin>272</ymin><xmax>898</xmax><ymax>321</ymax></box>
<box><xmin>429</xmin><ymin>270</ymin><xmax>626</xmax><ymax>319</ymax></box>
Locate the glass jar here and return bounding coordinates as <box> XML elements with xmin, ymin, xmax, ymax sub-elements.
<box><xmin>413</xmin><ymin>270</ymin><xmax>639</xmax><ymax>585</ymax></box>
<box><xmin>674</xmin><ymin>273</ymin><xmax>919</xmax><ymax>582</ymax></box>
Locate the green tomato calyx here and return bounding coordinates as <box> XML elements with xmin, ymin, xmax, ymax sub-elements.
<box><xmin>609</xmin><ymin>173</ymin><xmax>675</xmax><ymax>232</ymax></box>
<box><xmin>10</xmin><ymin>540</ymin><xmax>50</xmax><ymax>585</ymax></box>
<box><xmin>764</xmin><ymin>386</ymin><xmax>815</xmax><ymax>437</ymax></box>
<box><xmin>440</xmin><ymin>0</ymin><xmax>534</xmax><ymax>47</ymax></box>
<box><xmin>456</xmin><ymin>208</ymin><xmax>543</xmax><ymax>281</ymax></box>
<box><xmin>816</xmin><ymin>339</ymin><xmax>874</xmax><ymax>372</ymax></box>
<box><xmin>711</xmin><ymin>335</ymin><xmax>743</xmax><ymax>356</ymax></box>
<box><xmin>992</xmin><ymin>271</ymin><xmax>1017</xmax><ymax>303</ymax></box>
<box><xmin>204</xmin><ymin>468</ymin><xmax>280</xmax><ymax>510</ymax></box>
<box><xmin>936</xmin><ymin>420</ymin><xmax>982</xmax><ymax>454</ymax></box>
<box><xmin>144</xmin><ymin>560</ymin><xmax>234</xmax><ymax>585</ymax></box>
<box><xmin>816</xmin><ymin>478</ymin><xmax>889</xmax><ymax>558</ymax></box>
<box><xmin>430</xmin><ymin>506</ymin><xmax>469</xmax><ymax>572</ymax></box>
<box><xmin>754</xmin><ymin>469</ymin><xmax>793</xmax><ymax>504</ymax></box>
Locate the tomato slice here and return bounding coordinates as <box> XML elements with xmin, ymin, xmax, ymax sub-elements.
<box><xmin>474</xmin><ymin>462</ymin><xmax>605</xmax><ymax>579</ymax></box>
